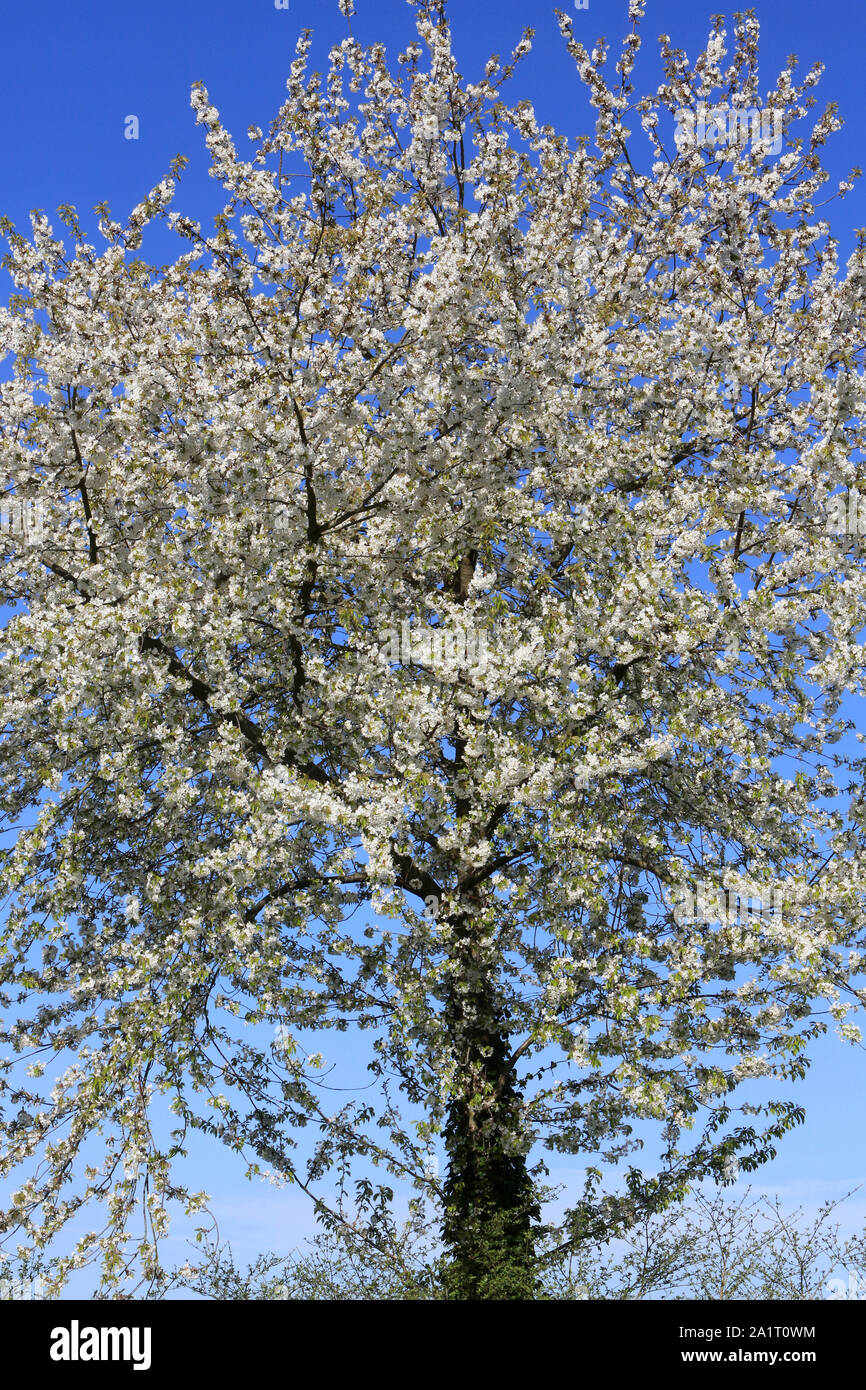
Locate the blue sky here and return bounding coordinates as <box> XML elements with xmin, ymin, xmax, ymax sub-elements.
<box><xmin>2</xmin><ymin>0</ymin><xmax>866</xmax><ymax>1294</ymax></box>
<box><xmin>1</xmin><ymin>0</ymin><xmax>864</xmax><ymax>251</ymax></box>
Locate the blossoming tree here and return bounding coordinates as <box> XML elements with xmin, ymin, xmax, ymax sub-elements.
<box><xmin>1</xmin><ymin>0</ymin><xmax>865</xmax><ymax>1298</ymax></box>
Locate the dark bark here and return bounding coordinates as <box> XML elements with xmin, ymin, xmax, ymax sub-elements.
<box><xmin>441</xmin><ymin>917</ymin><xmax>539</xmax><ymax>1300</ymax></box>
<box><xmin>440</xmin><ymin>547</ymin><xmax>539</xmax><ymax>1298</ymax></box>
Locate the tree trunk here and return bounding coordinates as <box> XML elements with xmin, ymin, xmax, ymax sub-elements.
<box><xmin>441</xmin><ymin>919</ymin><xmax>539</xmax><ymax>1299</ymax></box>
<box><xmin>441</xmin><ymin>548</ymin><xmax>539</xmax><ymax>1298</ymax></box>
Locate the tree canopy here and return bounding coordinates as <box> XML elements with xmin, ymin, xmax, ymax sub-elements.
<box><xmin>0</xmin><ymin>0</ymin><xmax>865</xmax><ymax>1297</ymax></box>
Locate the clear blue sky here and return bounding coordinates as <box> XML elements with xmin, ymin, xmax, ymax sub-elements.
<box><xmin>2</xmin><ymin>0</ymin><xmax>866</xmax><ymax>1293</ymax></box>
